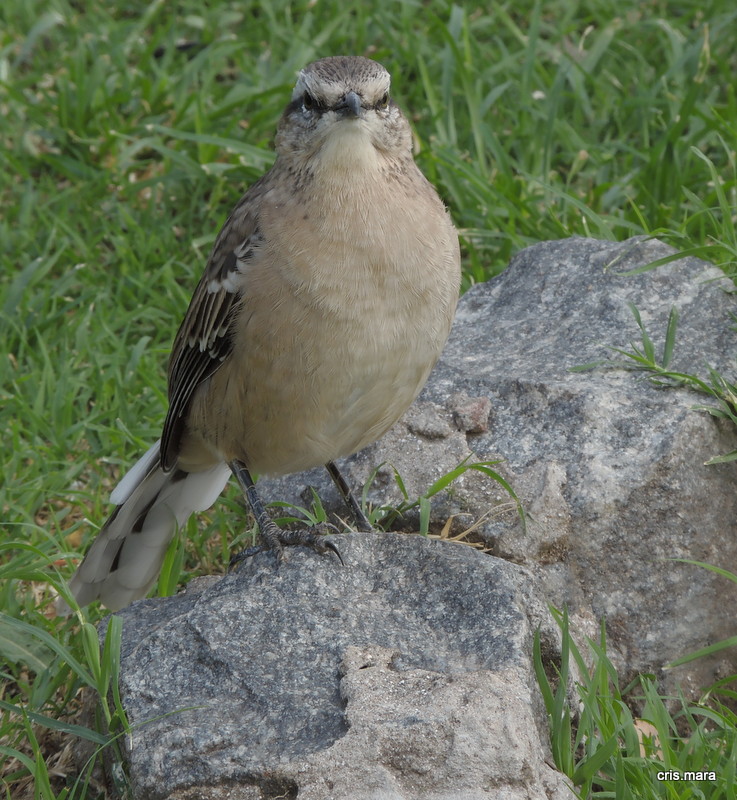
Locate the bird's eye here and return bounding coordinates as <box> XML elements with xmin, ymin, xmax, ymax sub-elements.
<box><xmin>302</xmin><ymin>91</ymin><xmax>317</xmax><ymax>111</ymax></box>
<box><xmin>378</xmin><ymin>92</ymin><xmax>389</xmax><ymax>109</ymax></box>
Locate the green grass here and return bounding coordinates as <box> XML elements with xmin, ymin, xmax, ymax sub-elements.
<box><xmin>535</xmin><ymin>607</ymin><xmax>737</xmax><ymax>799</ymax></box>
<box><xmin>2</xmin><ymin>0</ymin><xmax>737</xmax><ymax>796</ymax></box>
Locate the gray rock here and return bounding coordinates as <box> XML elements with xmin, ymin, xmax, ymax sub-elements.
<box><xmin>110</xmin><ymin>236</ymin><xmax>737</xmax><ymax>798</ymax></box>
<box><xmin>112</xmin><ymin>534</ymin><xmax>570</xmax><ymax>800</ymax></box>
<box><xmin>259</xmin><ymin>237</ymin><xmax>737</xmax><ymax>692</ymax></box>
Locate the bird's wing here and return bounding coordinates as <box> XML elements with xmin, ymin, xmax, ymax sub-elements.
<box><xmin>160</xmin><ymin>176</ymin><xmax>269</xmax><ymax>471</ymax></box>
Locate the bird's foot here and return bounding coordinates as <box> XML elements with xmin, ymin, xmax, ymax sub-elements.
<box><xmin>229</xmin><ymin>519</ymin><xmax>343</xmax><ymax>568</ymax></box>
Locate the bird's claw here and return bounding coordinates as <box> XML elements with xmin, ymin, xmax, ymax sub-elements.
<box><xmin>229</xmin><ymin>520</ymin><xmax>343</xmax><ymax>569</ymax></box>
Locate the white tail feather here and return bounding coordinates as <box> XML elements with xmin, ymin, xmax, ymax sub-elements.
<box><xmin>109</xmin><ymin>439</ymin><xmax>161</xmax><ymax>505</ymax></box>
<box><xmin>60</xmin><ymin>441</ymin><xmax>231</xmax><ymax>612</ymax></box>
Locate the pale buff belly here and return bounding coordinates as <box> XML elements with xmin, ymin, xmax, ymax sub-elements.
<box><xmin>186</xmin><ymin>298</ymin><xmax>446</xmax><ymax>476</ymax></box>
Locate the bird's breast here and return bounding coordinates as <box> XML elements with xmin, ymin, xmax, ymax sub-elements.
<box><xmin>189</xmin><ymin>163</ymin><xmax>459</xmax><ymax>475</ymax></box>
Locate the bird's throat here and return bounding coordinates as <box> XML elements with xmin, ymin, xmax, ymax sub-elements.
<box><xmin>314</xmin><ymin>121</ymin><xmax>380</xmax><ymax>176</ymax></box>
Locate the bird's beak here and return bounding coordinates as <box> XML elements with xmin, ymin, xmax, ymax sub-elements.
<box><xmin>337</xmin><ymin>90</ymin><xmax>362</xmax><ymax>118</ymax></box>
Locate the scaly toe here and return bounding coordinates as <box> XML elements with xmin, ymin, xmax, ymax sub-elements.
<box><xmin>230</xmin><ymin>520</ymin><xmax>343</xmax><ymax>568</ymax></box>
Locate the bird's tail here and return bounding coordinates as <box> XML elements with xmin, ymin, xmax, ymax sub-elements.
<box><xmin>59</xmin><ymin>440</ymin><xmax>231</xmax><ymax>612</ymax></box>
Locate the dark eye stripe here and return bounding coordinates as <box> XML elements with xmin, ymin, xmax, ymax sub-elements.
<box><xmin>293</xmin><ymin>89</ymin><xmax>389</xmax><ymax>116</ymax></box>
<box><xmin>302</xmin><ymin>91</ymin><xmax>327</xmax><ymax>112</ymax></box>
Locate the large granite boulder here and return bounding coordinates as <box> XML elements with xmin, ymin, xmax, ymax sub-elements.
<box><xmin>111</xmin><ymin>534</ymin><xmax>569</xmax><ymax>800</ymax></box>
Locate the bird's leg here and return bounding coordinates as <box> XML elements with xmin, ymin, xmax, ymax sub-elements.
<box><xmin>228</xmin><ymin>459</ymin><xmax>342</xmax><ymax>567</ymax></box>
<box><xmin>324</xmin><ymin>460</ymin><xmax>375</xmax><ymax>532</ymax></box>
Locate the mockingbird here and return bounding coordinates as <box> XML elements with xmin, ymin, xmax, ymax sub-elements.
<box><xmin>62</xmin><ymin>56</ymin><xmax>461</xmax><ymax>611</ymax></box>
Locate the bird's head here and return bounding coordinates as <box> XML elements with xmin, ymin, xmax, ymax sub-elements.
<box><xmin>275</xmin><ymin>56</ymin><xmax>413</xmax><ymax>171</ymax></box>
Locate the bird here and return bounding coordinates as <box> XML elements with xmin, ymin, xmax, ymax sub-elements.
<box><xmin>60</xmin><ymin>55</ymin><xmax>461</xmax><ymax>612</ymax></box>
